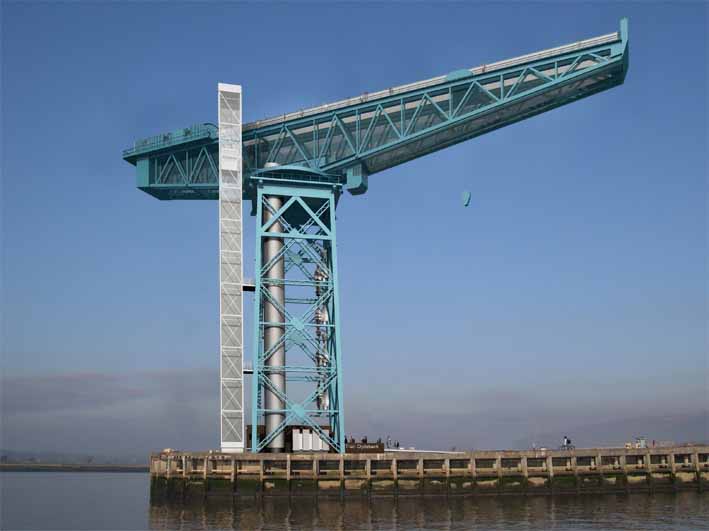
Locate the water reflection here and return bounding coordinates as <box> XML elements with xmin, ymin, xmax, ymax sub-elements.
<box><xmin>149</xmin><ymin>492</ymin><xmax>708</xmax><ymax>530</ymax></box>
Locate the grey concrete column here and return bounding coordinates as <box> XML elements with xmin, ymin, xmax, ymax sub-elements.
<box><xmin>263</xmin><ymin>195</ymin><xmax>286</xmax><ymax>452</ymax></box>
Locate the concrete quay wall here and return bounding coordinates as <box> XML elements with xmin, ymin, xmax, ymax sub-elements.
<box><xmin>150</xmin><ymin>446</ymin><xmax>709</xmax><ymax>499</ymax></box>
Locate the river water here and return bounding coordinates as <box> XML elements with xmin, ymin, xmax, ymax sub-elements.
<box><xmin>1</xmin><ymin>472</ymin><xmax>707</xmax><ymax>530</ymax></box>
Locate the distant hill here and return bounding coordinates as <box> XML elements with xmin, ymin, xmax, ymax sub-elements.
<box><xmin>0</xmin><ymin>449</ymin><xmax>147</xmax><ymax>465</ymax></box>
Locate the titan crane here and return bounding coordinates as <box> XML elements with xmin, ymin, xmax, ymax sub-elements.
<box><xmin>123</xmin><ymin>19</ymin><xmax>629</xmax><ymax>454</ymax></box>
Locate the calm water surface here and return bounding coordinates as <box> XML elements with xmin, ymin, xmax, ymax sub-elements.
<box><xmin>1</xmin><ymin>472</ymin><xmax>707</xmax><ymax>530</ymax></box>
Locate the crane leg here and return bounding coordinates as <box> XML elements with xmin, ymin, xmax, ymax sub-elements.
<box><xmin>251</xmin><ymin>178</ymin><xmax>345</xmax><ymax>453</ymax></box>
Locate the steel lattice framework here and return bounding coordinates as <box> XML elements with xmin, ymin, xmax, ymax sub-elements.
<box><xmin>123</xmin><ymin>19</ymin><xmax>628</xmax><ymax>202</ymax></box>
<box><xmin>218</xmin><ymin>84</ymin><xmax>245</xmax><ymax>452</ymax></box>
<box><xmin>251</xmin><ymin>170</ymin><xmax>345</xmax><ymax>452</ymax></box>
<box><xmin>122</xmin><ymin>20</ymin><xmax>629</xmax><ymax>453</ymax></box>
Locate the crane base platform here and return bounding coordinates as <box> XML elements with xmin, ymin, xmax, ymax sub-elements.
<box><xmin>150</xmin><ymin>445</ymin><xmax>708</xmax><ymax>500</ymax></box>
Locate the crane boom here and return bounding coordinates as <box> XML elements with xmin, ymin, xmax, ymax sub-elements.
<box><xmin>123</xmin><ymin>18</ymin><xmax>628</xmax><ymax>200</ymax></box>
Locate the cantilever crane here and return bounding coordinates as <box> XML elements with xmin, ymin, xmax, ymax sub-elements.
<box><xmin>123</xmin><ymin>19</ymin><xmax>629</xmax><ymax>454</ymax></box>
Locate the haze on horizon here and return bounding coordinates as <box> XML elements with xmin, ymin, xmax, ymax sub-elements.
<box><xmin>1</xmin><ymin>2</ymin><xmax>707</xmax><ymax>461</ymax></box>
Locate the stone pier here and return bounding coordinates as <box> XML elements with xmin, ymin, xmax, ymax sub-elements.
<box><xmin>150</xmin><ymin>445</ymin><xmax>708</xmax><ymax>499</ymax></box>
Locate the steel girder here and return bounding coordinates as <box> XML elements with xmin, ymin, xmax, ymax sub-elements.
<box><xmin>250</xmin><ymin>175</ymin><xmax>345</xmax><ymax>453</ymax></box>
<box><xmin>122</xmin><ymin>19</ymin><xmax>629</xmax><ymax>200</ymax></box>
<box><xmin>243</xmin><ymin>21</ymin><xmax>628</xmax><ymax>187</ymax></box>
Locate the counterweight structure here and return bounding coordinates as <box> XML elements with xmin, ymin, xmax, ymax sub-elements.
<box><xmin>122</xmin><ymin>19</ymin><xmax>629</xmax><ymax>454</ymax></box>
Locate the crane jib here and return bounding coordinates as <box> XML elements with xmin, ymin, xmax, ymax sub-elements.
<box><xmin>122</xmin><ymin>18</ymin><xmax>628</xmax><ymax>203</ymax></box>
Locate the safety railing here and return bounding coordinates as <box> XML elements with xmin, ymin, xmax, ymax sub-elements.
<box><xmin>123</xmin><ymin>123</ymin><xmax>217</xmax><ymax>158</ymax></box>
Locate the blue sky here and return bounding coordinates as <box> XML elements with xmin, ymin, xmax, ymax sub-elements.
<box><xmin>1</xmin><ymin>2</ymin><xmax>706</xmax><ymax>454</ymax></box>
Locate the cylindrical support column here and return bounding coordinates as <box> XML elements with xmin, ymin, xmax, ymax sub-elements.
<box><xmin>263</xmin><ymin>195</ymin><xmax>286</xmax><ymax>452</ymax></box>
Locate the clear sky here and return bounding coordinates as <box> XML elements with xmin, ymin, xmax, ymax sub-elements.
<box><xmin>1</xmin><ymin>1</ymin><xmax>706</xmax><ymax>457</ymax></box>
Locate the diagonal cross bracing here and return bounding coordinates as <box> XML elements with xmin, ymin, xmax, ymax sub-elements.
<box><xmin>251</xmin><ymin>180</ymin><xmax>345</xmax><ymax>453</ymax></box>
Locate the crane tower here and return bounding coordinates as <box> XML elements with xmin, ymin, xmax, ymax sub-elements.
<box><xmin>122</xmin><ymin>19</ymin><xmax>629</xmax><ymax>454</ymax></box>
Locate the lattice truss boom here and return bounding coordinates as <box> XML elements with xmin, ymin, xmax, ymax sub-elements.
<box><xmin>123</xmin><ymin>21</ymin><xmax>628</xmax><ymax>200</ymax></box>
<box><xmin>243</xmin><ymin>47</ymin><xmax>623</xmax><ymax>177</ymax></box>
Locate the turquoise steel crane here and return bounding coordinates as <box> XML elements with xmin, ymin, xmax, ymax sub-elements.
<box><xmin>122</xmin><ymin>19</ymin><xmax>629</xmax><ymax>455</ymax></box>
